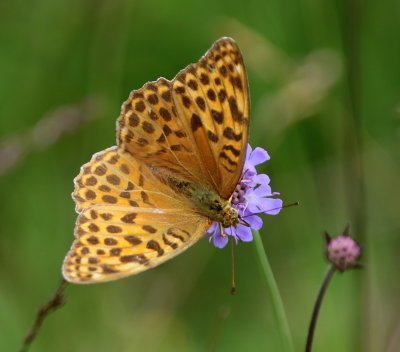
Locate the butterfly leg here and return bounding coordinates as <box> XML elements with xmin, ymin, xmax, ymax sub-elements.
<box><xmin>219</xmin><ymin>222</ymin><xmax>226</xmax><ymax>237</ymax></box>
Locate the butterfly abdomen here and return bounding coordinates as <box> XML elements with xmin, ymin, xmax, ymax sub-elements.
<box><xmin>150</xmin><ymin>165</ymin><xmax>239</xmax><ymax>227</ymax></box>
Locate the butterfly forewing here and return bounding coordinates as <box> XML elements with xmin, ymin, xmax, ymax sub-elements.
<box><xmin>172</xmin><ymin>38</ymin><xmax>249</xmax><ymax>199</ymax></box>
<box><xmin>117</xmin><ymin>77</ymin><xmax>211</xmax><ymax>188</ymax></box>
<box><xmin>117</xmin><ymin>37</ymin><xmax>249</xmax><ymax>197</ymax></box>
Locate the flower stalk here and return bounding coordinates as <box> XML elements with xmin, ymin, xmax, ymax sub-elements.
<box><xmin>305</xmin><ymin>265</ymin><xmax>336</xmax><ymax>352</ymax></box>
<box><xmin>306</xmin><ymin>227</ymin><xmax>361</xmax><ymax>351</ymax></box>
<box><xmin>253</xmin><ymin>230</ymin><xmax>294</xmax><ymax>352</ymax></box>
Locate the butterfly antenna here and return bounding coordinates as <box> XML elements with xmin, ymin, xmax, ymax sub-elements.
<box><xmin>240</xmin><ymin>168</ymin><xmax>249</xmax><ymax>182</ymax></box>
<box><xmin>283</xmin><ymin>201</ymin><xmax>300</xmax><ymax>208</ymax></box>
<box><xmin>239</xmin><ymin>217</ymin><xmax>250</xmax><ymax>227</ymax></box>
<box><xmin>230</xmin><ymin>237</ymin><xmax>236</xmax><ymax>295</ymax></box>
<box><xmin>219</xmin><ymin>222</ymin><xmax>225</xmax><ymax>237</ymax></box>
<box><xmin>241</xmin><ymin>201</ymin><xmax>299</xmax><ymax>219</ymax></box>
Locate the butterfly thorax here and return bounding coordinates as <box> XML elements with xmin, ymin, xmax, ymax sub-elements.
<box><xmin>150</xmin><ymin>165</ymin><xmax>240</xmax><ymax>228</ymax></box>
<box><xmin>191</xmin><ymin>186</ymin><xmax>240</xmax><ymax>228</ymax></box>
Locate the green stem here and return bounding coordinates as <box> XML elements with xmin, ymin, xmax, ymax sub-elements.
<box><xmin>305</xmin><ymin>265</ymin><xmax>336</xmax><ymax>352</ymax></box>
<box><xmin>253</xmin><ymin>230</ymin><xmax>294</xmax><ymax>352</ymax></box>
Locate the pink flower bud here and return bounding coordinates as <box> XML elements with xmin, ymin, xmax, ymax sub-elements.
<box><xmin>326</xmin><ymin>235</ymin><xmax>360</xmax><ymax>272</ymax></box>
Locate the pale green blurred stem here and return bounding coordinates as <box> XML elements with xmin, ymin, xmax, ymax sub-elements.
<box><xmin>253</xmin><ymin>230</ymin><xmax>294</xmax><ymax>352</ymax></box>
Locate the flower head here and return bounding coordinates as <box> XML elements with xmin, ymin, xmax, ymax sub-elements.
<box><xmin>206</xmin><ymin>144</ymin><xmax>282</xmax><ymax>248</ymax></box>
<box><xmin>325</xmin><ymin>227</ymin><xmax>361</xmax><ymax>271</ymax></box>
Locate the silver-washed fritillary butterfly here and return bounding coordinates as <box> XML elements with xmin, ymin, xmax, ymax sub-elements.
<box><xmin>62</xmin><ymin>37</ymin><xmax>249</xmax><ymax>283</ymax></box>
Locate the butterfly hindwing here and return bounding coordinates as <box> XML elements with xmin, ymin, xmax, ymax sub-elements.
<box><xmin>63</xmin><ymin>207</ymin><xmax>210</xmax><ymax>283</ymax></box>
<box><xmin>64</xmin><ymin>147</ymin><xmax>210</xmax><ymax>283</ymax></box>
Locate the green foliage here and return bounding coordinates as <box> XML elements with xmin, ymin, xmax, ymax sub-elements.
<box><xmin>0</xmin><ymin>0</ymin><xmax>399</xmax><ymax>351</ymax></box>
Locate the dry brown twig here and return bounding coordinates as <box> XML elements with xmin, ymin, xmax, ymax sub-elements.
<box><xmin>19</xmin><ymin>279</ymin><xmax>69</xmax><ymax>352</ymax></box>
<box><xmin>3</xmin><ymin>97</ymin><xmax>103</xmax><ymax>351</ymax></box>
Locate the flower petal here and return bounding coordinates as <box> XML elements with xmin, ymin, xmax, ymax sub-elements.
<box><xmin>213</xmin><ymin>233</ymin><xmax>229</xmax><ymax>248</ymax></box>
<box><xmin>252</xmin><ymin>184</ymin><xmax>273</xmax><ymax>197</ymax></box>
<box><xmin>205</xmin><ymin>222</ymin><xmax>218</xmax><ymax>237</ymax></box>
<box><xmin>244</xmin><ymin>214</ymin><xmax>263</xmax><ymax>230</ymax></box>
<box><xmin>244</xmin><ymin>186</ymin><xmax>273</xmax><ymax>212</ymax></box>
<box><xmin>252</xmin><ymin>173</ymin><xmax>271</xmax><ymax>186</ymax></box>
<box><xmin>249</xmin><ymin>147</ymin><xmax>270</xmax><ymax>166</ymax></box>
<box><xmin>263</xmin><ymin>198</ymin><xmax>283</xmax><ymax>215</ymax></box>
<box><xmin>245</xmin><ymin>144</ymin><xmax>252</xmax><ymax>161</ymax></box>
<box><xmin>235</xmin><ymin>225</ymin><xmax>253</xmax><ymax>242</ymax></box>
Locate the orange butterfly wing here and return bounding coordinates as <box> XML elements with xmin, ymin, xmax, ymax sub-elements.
<box><xmin>63</xmin><ymin>147</ymin><xmax>211</xmax><ymax>283</ymax></box>
<box><xmin>62</xmin><ymin>37</ymin><xmax>249</xmax><ymax>283</ymax></box>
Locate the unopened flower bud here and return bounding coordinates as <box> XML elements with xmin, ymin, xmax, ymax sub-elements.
<box><xmin>326</xmin><ymin>234</ymin><xmax>360</xmax><ymax>272</ymax></box>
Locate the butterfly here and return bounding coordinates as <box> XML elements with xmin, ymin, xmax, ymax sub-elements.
<box><xmin>62</xmin><ymin>37</ymin><xmax>250</xmax><ymax>283</ymax></box>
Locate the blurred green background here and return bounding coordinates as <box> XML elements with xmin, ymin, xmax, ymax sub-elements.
<box><xmin>1</xmin><ymin>1</ymin><xmax>399</xmax><ymax>351</ymax></box>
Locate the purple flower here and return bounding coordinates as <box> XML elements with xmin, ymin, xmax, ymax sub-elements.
<box><xmin>207</xmin><ymin>144</ymin><xmax>283</xmax><ymax>248</ymax></box>
<box><xmin>325</xmin><ymin>228</ymin><xmax>361</xmax><ymax>271</ymax></box>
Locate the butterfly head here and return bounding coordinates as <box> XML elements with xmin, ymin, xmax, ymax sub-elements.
<box><xmin>221</xmin><ymin>205</ymin><xmax>240</xmax><ymax>228</ymax></box>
